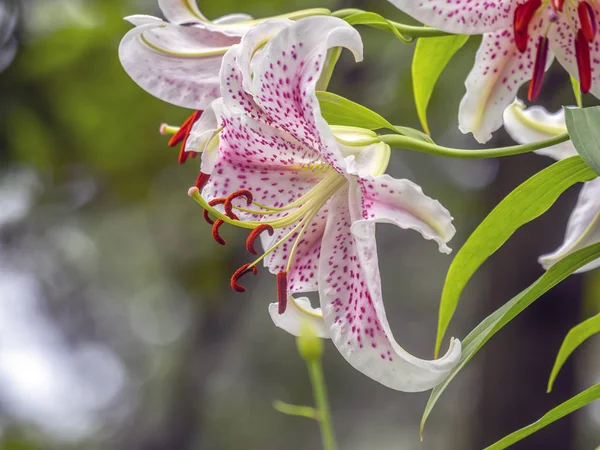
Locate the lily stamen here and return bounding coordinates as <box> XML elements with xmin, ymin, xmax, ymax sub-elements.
<box><xmin>246</xmin><ymin>224</ymin><xmax>275</xmax><ymax>255</ymax></box>
<box><xmin>231</xmin><ymin>264</ymin><xmax>258</xmax><ymax>292</ymax></box>
<box><xmin>167</xmin><ymin>110</ymin><xmax>203</xmax><ymax>164</ymax></box>
<box><xmin>203</xmin><ymin>197</ymin><xmax>227</xmax><ymax>225</ymax></box>
<box><xmin>277</xmin><ymin>272</ymin><xmax>288</xmax><ymax>314</ymax></box>
<box><xmin>224</xmin><ymin>189</ymin><xmax>253</xmax><ymax>217</ymax></box>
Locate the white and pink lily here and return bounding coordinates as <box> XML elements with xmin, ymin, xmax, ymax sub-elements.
<box><xmin>119</xmin><ymin>0</ymin><xmax>329</xmax><ymax>163</ymax></box>
<box><xmin>187</xmin><ymin>16</ymin><xmax>461</xmax><ymax>392</ymax></box>
<box><xmin>387</xmin><ymin>0</ymin><xmax>600</xmax><ymax>143</ymax></box>
<box><xmin>503</xmin><ymin>100</ymin><xmax>600</xmax><ymax>272</ymax></box>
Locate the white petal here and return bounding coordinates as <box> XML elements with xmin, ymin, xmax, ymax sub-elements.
<box><xmin>385</xmin><ymin>0</ymin><xmax>514</xmax><ymax>34</ymax></box>
<box><xmin>332</xmin><ymin>126</ymin><xmax>391</xmax><ymax>177</ymax></box>
<box><xmin>540</xmin><ymin>178</ymin><xmax>600</xmax><ymax>273</ymax></box>
<box><xmin>318</xmin><ymin>188</ymin><xmax>461</xmax><ymax>392</ymax></box>
<box><xmin>213</xmin><ymin>13</ymin><xmax>253</xmax><ymax>25</ymax></box>
<box><xmin>158</xmin><ymin>0</ymin><xmax>206</xmax><ymax>23</ymax></box>
<box><xmin>459</xmin><ymin>22</ymin><xmax>553</xmax><ymax>143</ymax></box>
<box><xmin>349</xmin><ymin>174</ymin><xmax>456</xmax><ymax>254</ymax></box>
<box><xmin>184</xmin><ymin>98</ymin><xmax>224</xmax><ymax>174</ymax></box>
<box><xmin>119</xmin><ymin>17</ymin><xmax>240</xmax><ymax>109</ymax></box>
<box><xmin>269</xmin><ymin>296</ymin><xmax>329</xmax><ymax>338</ymax></box>
<box><xmin>503</xmin><ymin>99</ymin><xmax>576</xmax><ymax>160</ymax></box>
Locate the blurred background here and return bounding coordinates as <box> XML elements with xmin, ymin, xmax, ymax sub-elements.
<box><xmin>0</xmin><ymin>0</ymin><xmax>598</xmax><ymax>449</ymax></box>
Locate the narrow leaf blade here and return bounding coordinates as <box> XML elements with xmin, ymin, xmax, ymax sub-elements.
<box><xmin>547</xmin><ymin>311</ymin><xmax>600</xmax><ymax>392</ymax></box>
<box><xmin>484</xmin><ymin>383</ymin><xmax>600</xmax><ymax>450</ymax></box>
<box><xmin>435</xmin><ymin>157</ymin><xmax>596</xmax><ymax>357</ymax></box>
<box><xmin>422</xmin><ymin>243</ymin><xmax>600</xmax><ymax>434</ymax></box>
<box><xmin>565</xmin><ymin>107</ymin><xmax>600</xmax><ymax>176</ymax></box>
<box><xmin>412</xmin><ymin>35</ymin><xmax>469</xmax><ymax>135</ymax></box>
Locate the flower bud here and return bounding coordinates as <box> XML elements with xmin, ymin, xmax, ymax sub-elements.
<box><xmin>296</xmin><ymin>320</ymin><xmax>323</xmax><ymax>362</ymax></box>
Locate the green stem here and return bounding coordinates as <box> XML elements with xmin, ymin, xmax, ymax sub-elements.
<box><xmin>378</xmin><ymin>133</ymin><xmax>571</xmax><ymax>159</ymax></box>
<box><xmin>331</xmin><ymin>8</ymin><xmax>451</xmax><ymax>38</ymax></box>
<box><xmin>307</xmin><ymin>360</ymin><xmax>337</xmax><ymax>450</ymax></box>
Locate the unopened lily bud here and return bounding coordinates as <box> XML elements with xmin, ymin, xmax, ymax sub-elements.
<box><xmin>296</xmin><ymin>320</ymin><xmax>323</xmax><ymax>362</ymax></box>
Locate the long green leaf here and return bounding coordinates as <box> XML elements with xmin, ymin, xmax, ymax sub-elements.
<box><xmin>484</xmin><ymin>383</ymin><xmax>600</xmax><ymax>449</ymax></box>
<box><xmin>565</xmin><ymin>107</ymin><xmax>600</xmax><ymax>176</ymax></box>
<box><xmin>422</xmin><ymin>243</ymin><xmax>600</xmax><ymax>435</ymax></box>
<box><xmin>547</xmin><ymin>311</ymin><xmax>600</xmax><ymax>392</ymax></box>
<box><xmin>412</xmin><ymin>34</ymin><xmax>469</xmax><ymax>135</ymax></box>
<box><xmin>316</xmin><ymin>91</ymin><xmax>395</xmax><ymax>131</ymax></box>
<box><xmin>434</xmin><ymin>157</ymin><xmax>596</xmax><ymax>357</ymax></box>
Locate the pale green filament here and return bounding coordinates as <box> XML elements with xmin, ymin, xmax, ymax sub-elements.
<box><xmin>188</xmin><ymin>172</ymin><xmax>345</xmax><ymax>230</ymax></box>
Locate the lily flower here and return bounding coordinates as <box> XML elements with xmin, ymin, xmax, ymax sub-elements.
<box><xmin>503</xmin><ymin>100</ymin><xmax>600</xmax><ymax>272</ymax></box>
<box><xmin>119</xmin><ymin>1</ymin><xmax>329</xmax><ymax>163</ymax></box>
<box><xmin>119</xmin><ymin>0</ymin><xmax>329</xmax><ymax>109</ymax></box>
<box><xmin>187</xmin><ymin>16</ymin><xmax>461</xmax><ymax>392</ymax></box>
<box><xmin>387</xmin><ymin>0</ymin><xmax>600</xmax><ymax>143</ymax></box>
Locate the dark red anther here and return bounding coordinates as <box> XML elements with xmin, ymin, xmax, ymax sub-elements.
<box><xmin>576</xmin><ymin>29</ymin><xmax>592</xmax><ymax>93</ymax></box>
<box><xmin>579</xmin><ymin>2</ymin><xmax>597</xmax><ymax>42</ymax></box>
<box><xmin>231</xmin><ymin>264</ymin><xmax>258</xmax><ymax>292</ymax></box>
<box><xmin>195</xmin><ymin>172</ymin><xmax>211</xmax><ymax>190</ymax></box>
<box><xmin>223</xmin><ymin>189</ymin><xmax>253</xmax><ymax>217</ymax></box>
<box><xmin>212</xmin><ymin>219</ymin><xmax>226</xmax><ymax>245</ymax></box>
<box><xmin>168</xmin><ymin>110</ymin><xmax>202</xmax><ymax>164</ymax></box>
<box><xmin>245</xmin><ymin>224</ymin><xmax>274</xmax><ymax>255</ymax></box>
<box><xmin>513</xmin><ymin>0</ymin><xmax>541</xmax><ymax>52</ymax></box>
<box><xmin>528</xmin><ymin>36</ymin><xmax>549</xmax><ymax>101</ymax></box>
<box><xmin>551</xmin><ymin>0</ymin><xmax>565</xmax><ymax>12</ymax></box>
<box><xmin>514</xmin><ymin>5</ymin><xmax>529</xmax><ymax>52</ymax></box>
<box><xmin>277</xmin><ymin>272</ymin><xmax>288</xmax><ymax>315</ymax></box>
<box><xmin>203</xmin><ymin>197</ymin><xmax>226</xmax><ymax>225</ymax></box>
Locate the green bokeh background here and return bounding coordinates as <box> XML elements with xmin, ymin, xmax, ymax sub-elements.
<box><xmin>0</xmin><ymin>1</ymin><xmax>599</xmax><ymax>449</ymax></box>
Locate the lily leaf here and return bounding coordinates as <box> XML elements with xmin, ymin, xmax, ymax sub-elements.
<box><xmin>434</xmin><ymin>156</ymin><xmax>597</xmax><ymax>357</ymax></box>
<box><xmin>412</xmin><ymin>34</ymin><xmax>469</xmax><ymax>135</ymax></box>
<box><xmin>343</xmin><ymin>12</ymin><xmax>412</xmax><ymax>43</ymax></box>
<box><xmin>273</xmin><ymin>400</ymin><xmax>319</xmax><ymax>420</ymax></box>
<box><xmin>483</xmin><ymin>383</ymin><xmax>600</xmax><ymax>449</ymax></box>
<box><xmin>547</xmin><ymin>311</ymin><xmax>600</xmax><ymax>392</ymax></box>
<box><xmin>316</xmin><ymin>91</ymin><xmax>395</xmax><ymax>131</ymax></box>
<box><xmin>316</xmin><ymin>92</ymin><xmax>434</xmax><ymax>143</ymax></box>
<box><xmin>393</xmin><ymin>125</ymin><xmax>435</xmax><ymax>144</ymax></box>
<box><xmin>422</xmin><ymin>243</ymin><xmax>600</xmax><ymax>436</ymax></box>
<box><xmin>565</xmin><ymin>107</ymin><xmax>600</xmax><ymax>176</ymax></box>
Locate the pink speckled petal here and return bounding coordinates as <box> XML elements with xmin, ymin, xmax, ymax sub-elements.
<box><xmin>539</xmin><ymin>178</ymin><xmax>600</xmax><ymax>273</ymax></box>
<box><xmin>549</xmin><ymin>5</ymin><xmax>600</xmax><ymax>98</ymax></box>
<box><xmin>119</xmin><ymin>15</ymin><xmax>240</xmax><ymax>109</ymax></box>
<box><xmin>351</xmin><ymin>173</ymin><xmax>456</xmax><ymax>254</ymax></box>
<box><xmin>248</xmin><ymin>16</ymin><xmax>363</xmax><ymax>172</ymax></box>
<box><xmin>319</xmin><ymin>187</ymin><xmax>461</xmax><ymax>392</ymax></box>
<box><xmin>269</xmin><ymin>296</ymin><xmax>329</xmax><ymax>338</ymax></box>
<box><xmin>261</xmin><ymin>206</ymin><xmax>328</xmax><ymax>293</ymax></box>
<box><xmin>386</xmin><ymin>0</ymin><xmax>515</xmax><ymax>34</ymax></box>
<box><xmin>459</xmin><ymin>17</ymin><xmax>554</xmax><ymax>143</ymax></box>
<box><xmin>184</xmin><ymin>98</ymin><xmax>225</xmax><ymax>174</ymax></box>
<box><xmin>502</xmin><ymin>99</ymin><xmax>576</xmax><ymax>160</ymax></box>
<box><xmin>220</xmin><ymin>19</ymin><xmax>293</xmax><ymax>125</ymax></box>
<box><xmin>201</xmin><ymin>112</ymin><xmax>325</xmax><ymax>212</ymax></box>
